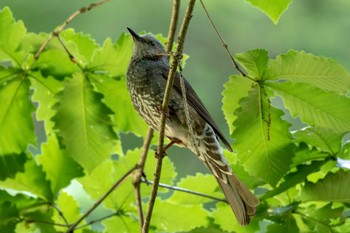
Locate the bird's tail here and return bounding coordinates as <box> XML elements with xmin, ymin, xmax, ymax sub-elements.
<box><xmin>190</xmin><ymin>123</ymin><xmax>259</xmax><ymax>225</ymax></box>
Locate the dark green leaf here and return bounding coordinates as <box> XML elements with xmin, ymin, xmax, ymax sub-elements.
<box><xmin>0</xmin><ymin>153</ymin><xmax>26</xmax><ymax>180</ymax></box>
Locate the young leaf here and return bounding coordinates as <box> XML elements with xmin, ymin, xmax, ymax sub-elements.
<box><xmin>222</xmin><ymin>75</ymin><xmax>253</xmax><ymax>134</ymax></box>
<box><xmin>0</xmin><ymin>78</ymin><xmax>35</xmax><ymax>154</ymax></box>
<box><xmin>53</xmin><ymin>73</ymin><xmax>118</xmax><ymax>172</ymax></box>
<box><xmin>301</xmin><ymin>170</ymin><xmax>350</xmax><ymax>202</ymax></box>
<box><xmin>233</xmin><ymin>85</ymin><xmax>294</xmax><ymax>185</ymax></box>
<box><xmin>235</xmin><ymin>49</ymin><xmax>269</xmax><ymax>79</ymax></box>
<box><xmin>267</xmin><ymin>81</ymin><xmax>350</xmax><ymax>133</ymax></box>
<box><xmin>0</xmin><ymin>159</ymin><xmax>52</xmax><ymax>200</ymax></box>
<box><xmin>151</xmin><ymin>200</ymin><xmax>209</xmax><ymax>232</ymax></box>
<box><xmin>265</xmin><ymin>50</ymin><xmax>350</xmax><ymax>93</ymax></box>
<box><xmin>0</xmin><ymin>7</ymin><xmax>26</xmax><ymax>65</ymax></box>
<box><xmin>36</xmin><ymin>135</ymin><xmax>84</xmax><ymax>197</ymax></box>
<box><xmin>245</xmin><ymin>0</ymin><xmax>292</xmax><ymax>24</ymax></box>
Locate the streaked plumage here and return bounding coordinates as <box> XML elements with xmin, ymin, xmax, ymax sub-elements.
<box><xmin>126</xmin><ymin>27</ymin><xmax>259</xmax><ymax>225</ymax></box>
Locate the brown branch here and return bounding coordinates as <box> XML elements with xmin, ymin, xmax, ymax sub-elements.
<box><xmin>141</xmin><ymin>0</ymin><xmax>197</xmax><ymax>232</ymax></box>
<box><xmin>166</xmin><ymin>0</ymin><xmax>181</xmax><ymax>53</ymax></box>
<box><xmin>34</xmin><ymin>0</ymin><xmax>110</xmax><ymax>61</ymax></box>
<box><xmin>66</xmin><ymin>165</ymin><xmax>136</xmax><ymax>233</ymax></box>
<box><xmin>133</xmin><ymin>127</ymin><xmax>154</xmax><ymax>231</ymax></box>
<box><xmin>199</xmin><ymin>0</ymin><xmax>255</xmax><ymax>81</ymax></box>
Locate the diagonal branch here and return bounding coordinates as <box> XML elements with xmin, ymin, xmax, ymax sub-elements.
<box><xmin>142</xmin><ymin>0</ymin><xmax>197</xmax><ymax>233</ymax></box>
<box><xmin>34</xmin><ymin>0</ymin><xmax>110</xmax><ymax>61</ymax></box>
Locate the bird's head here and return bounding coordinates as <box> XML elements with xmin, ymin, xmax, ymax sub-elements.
<box><xmin>127</xmin><ymin>27</ymin><xmax>166</xmax><ymax>60</ymax></box>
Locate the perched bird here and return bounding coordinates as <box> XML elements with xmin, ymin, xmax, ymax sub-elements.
<box><xmin>126</xmin><ymin>27</ymin><xmax>259</xmax><ymax>225</ymax></box>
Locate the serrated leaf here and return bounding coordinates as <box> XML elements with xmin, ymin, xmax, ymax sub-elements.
<box><xmin>152</xmin><ymin>200</ymin><xmax>209</xmax><ymax>232</ymax></box>
<box><xmin>233</xmin><ymin>85</ymin><xmax>294</xmax><ymax>185</ymax></box>
<box><xmin>212</xmin><ymin>203</ymin><xmax>260</xmax><ymax>232</ymax></box>
<box><xmin>0</xmin><ymin>7</ymin><xmax>26</xmax><ymax>65</ymax></box>
<box><xmin>292</xmin><ymin>143</ymin><xmax>329</xmax><ymax>165</ymax></box>
<box><xmin>0</xmin><ymin>153</ymin><xmax>26</xmax><ymax>180</ymax></box>
<box><xmin>222</xmin><ymin>75</ymin><xmax>252</xmax><ymax>134</ymax></box>
<box><xmin>30</xmin><ymin>72</ymin><xmax>63</xmax><ymax>134</ymax></box>
<box><xmin>301</xmin><ymin>170</ymin><xmax>350</xmax><ymax>202</ymax></box>
<box><xmin>261</xmin><ymin>160</ymin><xmax>325</xmax><ymax>200</ymax></box>
<box><xmin>54</xmin><ymin>192</ymin><xmax>81</xmax><ymax>225</ymax></box>
<box><xmin>267</xmin><ymin>81</ymin><xmax>350</xmax><ymax>133</ymax></box>
<box><xmin>168</xmin><ymin>173</ymin><xmax>221</xmax><ymax>205</ymax></box>
<box><xmin>0</xmin><ymin>159</ymin><xmax>52</xmax><ymax>200</ymax></box>
<box><xmin>293</xmin><ymin>127</ymin><xmax>345</xmax><ymax>155</ymax></box>
<box><xmin>245</xmin><ymin>0</ymin><xmax>291</xmax><ymax>24</ymax></box>
<box><xmin>0</xmin><ymin>78</ymin><xmax>35</xmax><ymax>154</ymax></box>
<box><xmin>102</xmin><ymin>214</ymin><xmax>139</xmax><ymax>233</ymax></box>
<box><xmin>53</xmin><ymin>73</ymin><xmax>118</xmax><ymax>172</ymax></box>
<box><xmin>235</xmin><ymin>49</ymin><xmax>269</xmax><ymax>79</ymax></box>
<box><xmin>265</xmin><ymin>50</ymin><xmax>350</xmax><ymax>93</ymax></box>
<box><xmin>37</xmin><ymin>135</ymin><xmax>84</xmax><ymax>197</ymax></box>
<box><xmin>89</xmin><ymin>74</ymin><xmax>148</xmax><ymax>136</ymax></box>
<box><xmin>60</xmin><ymin>29</ymin><xmax>99</xmax><ymax>65</ymax></box>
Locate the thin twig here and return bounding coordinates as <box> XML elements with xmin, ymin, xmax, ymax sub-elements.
<box><xmin>133</xmin><ymin>127</ymin><xmax>154</xmax><ymax>230</ymax></box>
<box><xmin>142</xmin><ymin>179</ymin><xmax>227</xmax><ymax>203</ymax></box>
<box><xmin>66</xmin><ymin>165</ymin><xmax>136</xmax><ymax>233</ymax></box>
<box><xmin>34</xmin><ymin>0</ymin><xmax>110</xmax><ymax>60</ymax></box>
<box><xmin>142</xmin><ymin>0</ymin><xmax>197</xmax><ymax>232</ymax></box>
<box><xmin>24</xmin><ymin>218</ymin><xmax>68</xmax><ymax>227</ymax></box>
<box><xmin>199</xmin><ymin>0</ymin><xmax>255</xmax><ymax>81</ymax></box>
<box><xmin>52</xmin><ymin>203</ymin><xmax>69</xmax><ymax>226</ymax></box>
<box><xmin>166</xmin><ymin>0</ymin><xmax>181</xmax><ymax>53</ymax></box>
<box><xmin>74</xmin><ymin>211</ymin><xmax>122</xmax><ymax>229</ymax></box>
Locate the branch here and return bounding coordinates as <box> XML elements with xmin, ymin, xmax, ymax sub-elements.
<box><xmin>66</xmin><ymin>165</ymin><xmax>136</xmax><ymax>233</ymax></box>
<box><xmin>34</xmin><ymin>0</ymin><xmax>110</xmax><ymax>60</ymax></box>
<box><xmin>142</xmin><ymin>179</ymin><xmax>227</xmax><ymax>203</ymax></box>
<box><xmin>142</xmin><ymin>0</ymin><xmax>197</xmax><ymax>232</ymax></box>
<box><xmin>199</xmin><ymin>0</ymin><xmax>255</xmax><ymax>81</ymax></box>
<box><xmin>133</xmin><ymin>127</ymin><xmax>154</xmax><ymax>230</ymax></box>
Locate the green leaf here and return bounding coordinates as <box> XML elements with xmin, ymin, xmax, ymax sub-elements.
<box><xmin>0</xmin><ymin>153</ymin><xmax>26</xmax><ymax>180</ymax></box>
<box><xmin>233</xmin><ymin>85</ymin><xmax>294</xmax><ymax>185</ymax></box>
<box><xmin>267</xmin><ymin>81</ymin><xmax>350</xmax><ymax>133</ymax></box>
<box><xmin>53</xmin><ymin>73</ymin><xmax>118</xmax><ymax>172</ymax></box>
<box><xmin>60</xmin><ymin>29</ymin><xmax>99</xmax><ymax>65</ymax></box>
<box><xmin>293</xmin><ymin>127</ymin><xmax>345</xmax><ymax>155</ymax></box>
<box><xmin>303</xmin><ymin>203</ymin><xmax>344</xmax><ymax>226</ymax></box>
<box><xmin>168</xmin><ymin>173</ymin><xmax>221</xmax><ymax>205</ymax></box>
<box><xmin>245</xmin><ymin>0</ymin><xmax>291</xmax><ymax>24</ymax></box>
<box><xmin>265</xmin><ymin>50</ymin><xmax>350</xmax><ymax>93</ymax></box>
<box><xmin>222</xmin><ymin>75</ymin><xmax>253</xmax><ymax>134</ymax></box>
<box><xmin>30</xmin><ymin>72</ymin><xmax>63</xmax><ymax>134</ymax></box>
<box><xmin>235</xmin><ymin>49</ymin><xmax>269</xmax><ymax>79</ymax></box>
<box><xmin>301</xmin><ymin>170</ymin><xmax>350</xmax><ymax>202</ymax></box>
<box><xmin>266</xmin><ymin>215</ymin><xmax>299</xmax><ymax>233</ymax></box>
<box><xmin>89</xmin><ymin>74</ymin><xmax>148</xmax><ymax>135</ymax></box>
<box><xmin>0</xmin><ymin>159</ymin><xmax>52</xmax><ymax>200</ymax></box>
<box><xmin>212</xmin><ymin>203</ymin><xmax>260</xmax><ymax>232</ymax></box>
<box><xmin>54</xmin><ymin>192</ymin><xmax>81</xmax><ymax>225</ymax></box>
<box><xmin>0</xmin><ymin>7</ymin><xmax>26</xmax><ymax>65</ymax></box>
<box><xmin>0</xmin><ymin>78</ymin><xmax>35</xmax><ymax>154</ymax></box>
<box><xmin>261</xmin><ymin>160</ymin><xmax>326</xmax><ymax>200</ymax></box>
<box><xmin>151</xmin><ymin>200</ymin><xmax>209</xmax><ymax>232</ymax></box>
<box><xmin>37</xmin><ymin>135</ymin><xmax>84</xmax><ymax>197</ymax></box>
<box><xmin>103</xmin><ymin>214</ymin><xmax>139</xmax><ymax>233</ymax></box>
<box><xmin>16</xmin><ymin>210</ymin><xmax>56</xmax><ymax>233</ymax></box>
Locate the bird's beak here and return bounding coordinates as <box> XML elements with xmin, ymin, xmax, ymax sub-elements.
<box><xmin>127</xmin><ymin>27</ymin><xmax>142</xmax><ymax>41</ymax></box>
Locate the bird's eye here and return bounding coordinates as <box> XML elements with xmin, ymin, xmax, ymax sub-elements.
<box><xmin>149</xmin><ymin>41</ymin><xmax>156</xmax><ymax>46</ymax></box>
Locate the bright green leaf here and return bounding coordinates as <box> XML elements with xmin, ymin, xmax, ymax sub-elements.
<box><xmin>265</xmin><ymin>50</ymin><xmax>350</xmax><ymax>93</ymax></box>
<box><xmin>233</xmin><ymin>85</ymin><xmax>294</xmax><ymax>185</ymax></box>
<box><xmin>293</xmin><ymin>127</ymin><xmax>346</xmax><ymax>155</ymax></box>
<box><xmin>267</xmin><ymin>81</ymin><xmax>350</xmax><ymax>133</ymax></box>
<box><xmin>54</xmin><ymin>192</ymin><xmax>81</xmax><ymax>226</ymax></box>
<box><xmin>0</xmin><ymin>159</ymin><xmax>52</xmax><ymax>200</ymax></box>
<box><xmin>103</xmin><ymin>214</ymin><xmax>139</xmax><ymax>233</ymax></box>
<box><xmin>0</xmin><ymin>78</ymin><xmax>35</xmax><ymax>154</ymax></box>
<box><xmin>245</xmin><ymin>0</ymin><xmax>291</xmax><ymax>24</ymax></box>
<box><xmin>235</xmin><ymin>49</ymin><xmax>268</xmax><ymax>79</ymax></box>
<box><xmin>53</xmin><ymin>73</ymin><xmax>118</xmax><ymax>172</ymax></box>
<box><xmin>222</xmin><ymin>75</ymin><xmax>252</xmax><ymax>134</ymax></box>
<box><xmin>292</xmin><ymin>144</ymin><xmax>329</xmax><ymax>165</ymax></box>
<box><xmin>169</xmin><ymin>173</ymin><xmax>221</xmax><ymax>205</ymax></box>
<box><xmin>37</xmin><ymin>135</ymin><xmax>84</xmax><ymax>197</ymax></box>
<box><xmin>301</xmin><ymin>170</ymin><xmax>350</xmax><ymax>202</ymax></box>
<box><xmin>0</xmin><ymin>7</ymin><xmax>26</xmax><ymax>65</ymax></box>
<box><xmin>152</xmin><ymin>200</ymin><xmax>209</xmax><ymax>232</ymax></box>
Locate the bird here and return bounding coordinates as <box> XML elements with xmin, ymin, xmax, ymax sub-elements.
<box><xmin>126</xmin><ymin>27</ymin><xmax>259</xmax><ymax>225</ymax></box>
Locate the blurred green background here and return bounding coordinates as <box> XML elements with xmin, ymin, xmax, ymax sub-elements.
<box><xmin>1</xmin><ymin>0</ymin><xmax>349</xmax><ymax>177</ymax></box>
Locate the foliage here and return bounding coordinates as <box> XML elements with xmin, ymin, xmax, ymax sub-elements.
<box><xmin>1</xmin><ymin>4</ymin><xmax>350</xmax><ymax>233</ymax></box>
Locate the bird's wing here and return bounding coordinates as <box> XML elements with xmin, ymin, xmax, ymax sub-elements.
<box><xmin>161</xmin><ymin>69</ymin><xmax>233</xmax><ymax>152</ymax></box>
